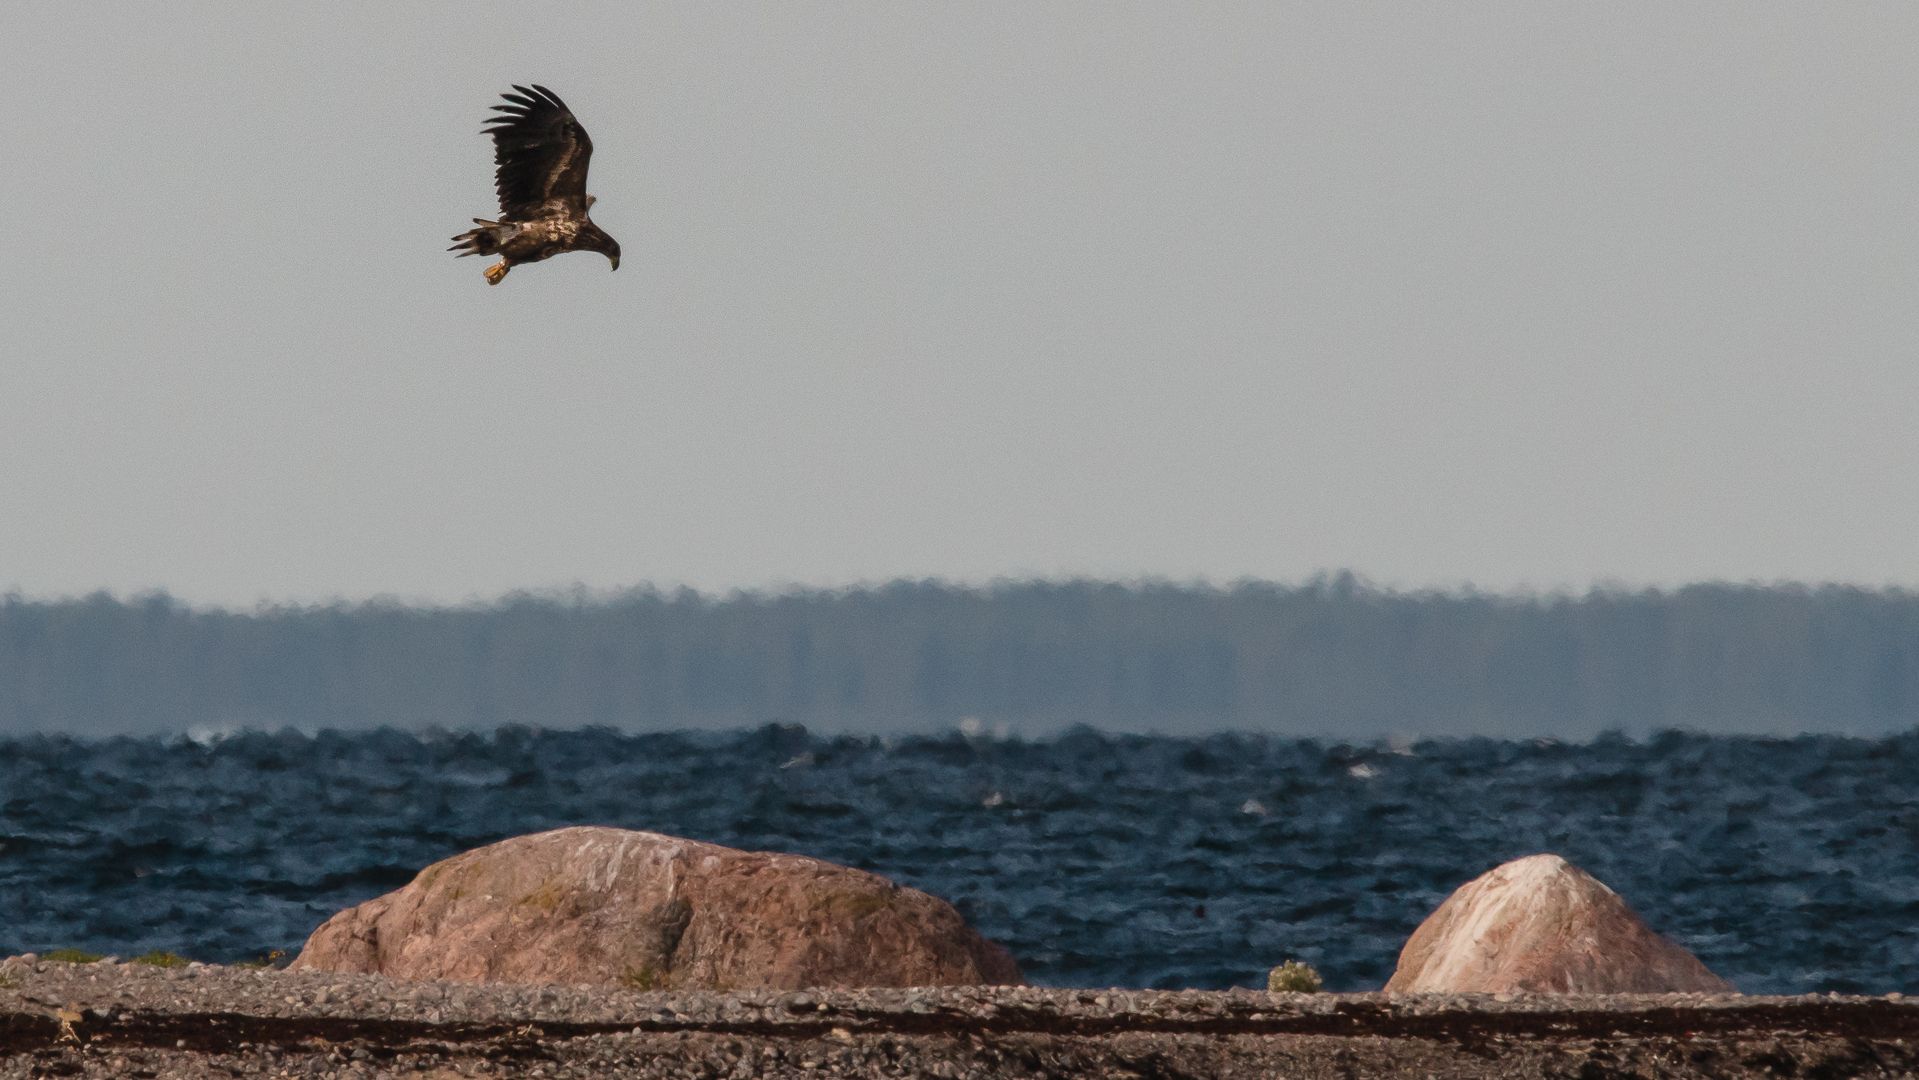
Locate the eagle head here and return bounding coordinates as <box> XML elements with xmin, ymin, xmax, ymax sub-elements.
<box><xmin>581</xmin><ymin>222</ymin><xmax>621</xmax><ymax>271</ymax></box>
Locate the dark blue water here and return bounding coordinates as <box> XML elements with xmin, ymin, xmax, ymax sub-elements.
<box><xmin>2</xmin><ymin>725</ymin><xmax>1915</xmax><ymax>994</ymax></box>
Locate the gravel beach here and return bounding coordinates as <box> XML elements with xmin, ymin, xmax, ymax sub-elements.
<box><xmin>2</xmin><ymin>956</ymin><xmax>1914</xmax><ymax>1078</ymax></box>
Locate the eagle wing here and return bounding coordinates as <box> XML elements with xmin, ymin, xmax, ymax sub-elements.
<box><xmin>485</xmin><ymin>84</ymin><xmax>594</xmax><ymax>220</ymax></box>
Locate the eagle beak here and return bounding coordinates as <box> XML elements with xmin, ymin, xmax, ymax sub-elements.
<box><xmin>609</xmin><ymin>254</ymin><xmax>621</xmax><ymax>271</ymax></box>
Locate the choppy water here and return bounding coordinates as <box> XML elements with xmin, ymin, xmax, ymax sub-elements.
<box><xmin>2</xmin><ymin>725</ymin><xmax>1915</xmax><ymax>993</ymax></box>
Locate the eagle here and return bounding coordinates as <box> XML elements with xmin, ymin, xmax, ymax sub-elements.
<box><xmin>450</xmin><ymin>85</ymin><xmax>621</xmax><ymax>285</ymax></box>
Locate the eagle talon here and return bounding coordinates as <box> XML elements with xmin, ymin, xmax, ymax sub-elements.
<box><xmin>484</xmin><ymin>262</ymin><xmax>510</xmax><ymax>286</ymax></box>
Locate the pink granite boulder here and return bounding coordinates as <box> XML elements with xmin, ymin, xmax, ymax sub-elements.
<box><xmin>1384</xmin><ymin>853</ymin><xmax>1733</xmax><ymax>994</ymax></box>
<box><xmin>290</xmin><ymin>826</ymin><xmax>1021</xmax><ymax>990</ymax></box>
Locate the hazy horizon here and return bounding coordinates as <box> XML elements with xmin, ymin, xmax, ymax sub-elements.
<box><xmin>7</xmin><ymin>5</ymin><xmax>1918</xmax><ymax>609</ymax></box>
<box><xmin>4</xmin><ymin>569</ymin><xmax>1914</xmax><ymax>615</ymax></box>
<box><xmin>6</xmin><ymin>578</ymin><xmax>1914</xmax><ymax>739</ymax></box>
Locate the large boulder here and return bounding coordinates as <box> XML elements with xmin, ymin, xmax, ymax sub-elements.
<box><xmin>290</xmin><ymin>826</ymin><xmax>1021</xmax><ymax>990</ymax></box>
<box><xmin>1384</xmin><ymin>853</ymin><xmax>1733</xmax><ymax>994</ymax></box>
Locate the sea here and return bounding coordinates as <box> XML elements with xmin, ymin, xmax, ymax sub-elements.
<box><xmin>1</xmin><ymin>725</ymin><xmax>1914</xmax><ymax>994</ymax></box>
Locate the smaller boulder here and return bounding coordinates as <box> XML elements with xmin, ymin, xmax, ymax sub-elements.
<box><xmin>1385</xmin><ymin>854</ymin><xmax>1733</xmax><ymax>994</ymax></box>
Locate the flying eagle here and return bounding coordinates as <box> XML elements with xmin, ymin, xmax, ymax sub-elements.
<box><xmin>450</xmin><ymin>85</ymin><xmax>621</xmax><ymax>285</ymax></box>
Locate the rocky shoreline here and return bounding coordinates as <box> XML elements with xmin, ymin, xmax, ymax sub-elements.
<box><xmin>5</xmin><ymin>836</ymin><xmax>1908</xmax><ymax>1076</ymax></box>
<box><xmin>3</xmin><ymin>958</ymin><xmax>1914</xmax><ymax>1078</ymax></box>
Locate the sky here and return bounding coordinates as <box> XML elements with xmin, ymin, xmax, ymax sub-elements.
<box><xmin>4</xmin><ymin>4</ymin><xmax>1918</xmax><ymax>609</ymax></box>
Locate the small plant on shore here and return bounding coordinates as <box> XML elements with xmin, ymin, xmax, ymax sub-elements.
<box><xmin>1267</xmin><ymin>960</ymin><xmax>1323</xmax><ymax>993</ymax></box>
<box><xmin>237</xmin><ymin>949</ymin><xmax>287</xmax><ymax>969</ymax></box>
<box><xmin>43</xmin><ymin>949</ymin><xmax>104</xmax><ymax>965</ymax></box>
<box><xmin>622</xmin><ymin>964</ymin><xmax>663</xmax><ymax>991</ymax></box>
<box><xmin>133</xmin><ymin>951</ymin><xmax>188</xmax><ymax>968</ymax></box>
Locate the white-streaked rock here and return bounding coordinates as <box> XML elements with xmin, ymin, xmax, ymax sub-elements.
<box><xmin>1385</xmin><ymin>853</ymin><xmax>1733</xmax><ymax>994</ymax></box>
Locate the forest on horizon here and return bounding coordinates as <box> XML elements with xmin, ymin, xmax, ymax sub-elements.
<box><xmin>2</xmin><ymin>576</ymin><xmax>1915</xmax><ymax>739</ymax></box>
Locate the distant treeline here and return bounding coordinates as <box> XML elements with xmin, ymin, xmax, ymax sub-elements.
<box><xmin>2</xmin><ymin>577</ymin><xmax>1916</xmax><ymax>737</ymax></box>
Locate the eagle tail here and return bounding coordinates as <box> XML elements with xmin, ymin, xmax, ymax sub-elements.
<box><xmin>448</xmin><ymin>219</ymin><xmax>503</xmax><ymax>258</ymax></box>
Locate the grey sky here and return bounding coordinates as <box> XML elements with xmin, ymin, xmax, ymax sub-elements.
<box><xmin>5</xmin><ymin>4</ymin><xmax>1916</xmax><ymax>608</ymax></box>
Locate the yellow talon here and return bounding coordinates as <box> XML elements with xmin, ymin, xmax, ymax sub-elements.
<box><xmin>484</xmin><ymin>262</ymin><xmax>510</xmax><ymax>285</ymax></box>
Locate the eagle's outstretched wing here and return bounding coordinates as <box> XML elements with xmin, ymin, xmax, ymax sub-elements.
<box><xmin>485</xmin><ymin>84</ymin><xmax>594</xmax><ymax>219</ymax></box>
